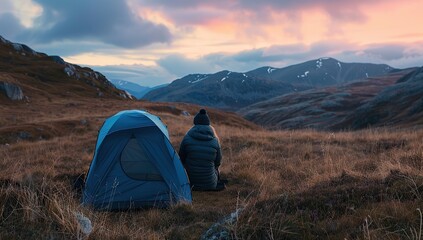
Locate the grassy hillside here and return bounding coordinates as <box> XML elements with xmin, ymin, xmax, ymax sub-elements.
<box><xmin>0</xmin><ymin>37</ymin><xmax>129</xmax><ymax>102</ymax></box>
<box><xmin>0</xmin><ymin>98</ymin><xmax>422</xmax><ymax>239</ymax></box>
<box><xmin>239</xmin><ymin>69</ymin><xmax>420</xmax><ymax>131</ymax></box>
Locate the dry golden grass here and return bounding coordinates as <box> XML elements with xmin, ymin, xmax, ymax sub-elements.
<box><xmin>0</xmin><ymin>98</ymin><xmax>422</xmax><ymax>239</ymax></box>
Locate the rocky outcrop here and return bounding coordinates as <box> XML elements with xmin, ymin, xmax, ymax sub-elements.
<box><xmin>0</xmin><ymin>35</ymin><xmax>131</xmax><ymax>100</ymax></box>
<box><xmin>0</xmin><ymin>82</ymin><xmax>24</xmax><ymax>100</ymax></box>
<box><xmin>64</xmin><ymin>63</ymin><xmax>77</xmax><ymax>77</ymax></box>
<box><xmin>120</xmin><ymin>90</ymin><xmax>134</xmax><ymax>99</ymax></box>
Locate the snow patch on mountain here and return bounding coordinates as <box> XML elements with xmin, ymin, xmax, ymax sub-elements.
<box><xmin>316</xmin><ymin>59</ymin><xmax>323</xmax><ymax>68</ymax></box>
<box><xmin>298</xmin><ymin>71</ymin><xmax>310</xmax><ymax>78</ymax></box>
<box><xmin>267</xmin><ymin>67</ymin><xmax>276</xmax><ymax>74</ymax></box>
<box><xmin>337</xmin><ymin>62</ymin><xmax>342</xmax><ymax>69</ymax></box>
<box><xmin>192</xmin><ymin>77</ymin><xmax>208</xmax><ymax>83</ymax></box>
<box><xmin>190</xmin><ymin>74</ymin><xmax>209</xmax><ymax>84</ymax></box>
<box><xmin>117</xmin><ymin>80</ymin><xmax>127</xmax><ymax>86</ymax></box>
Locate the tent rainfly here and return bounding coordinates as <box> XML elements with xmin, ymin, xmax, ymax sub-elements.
<box><xmin>83</xmin><ymin>110</ymin><xmax>192</xmax><ymax>210</ymax></box>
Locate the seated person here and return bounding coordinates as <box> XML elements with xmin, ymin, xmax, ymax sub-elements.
<box><xmin>179</xmin><ymin>109</ymin><xmax>225</xmax><ymax>191</ymax></box>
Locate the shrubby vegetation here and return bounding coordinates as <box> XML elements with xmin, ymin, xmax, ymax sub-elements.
<box><xmin>1</xmin><ymin>99</ymin><xmax>422</xmax><ymax>239</ymax></box>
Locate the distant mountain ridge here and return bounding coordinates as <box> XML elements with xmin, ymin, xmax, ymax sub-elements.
<box><xmin>0</xmin><ymin>35</ymin><xmax>132</xmax><ymax>102</ymax></box>
<box><xmin>110</xmin><ymin>79</ymin><xmax>150</xmax><ymax>99</ymax></box>
<box><xmin>110</xmin><ymin>79</ymin><xmax>168</xmax><ymax>99</ymax></box>
<box><xmin>143</xmin><ymin>70</ymin><xmax>295</xmax><ymax>109</ymax></box>
<box><xmin>246</xmin><ymin>58</ymin><xmax>393</xmax><ymax>87</ymax></box>
<box><xmin>143</xmin><ymin>58</ymin><xmax>395</xmax><ymax>110</ymax></box>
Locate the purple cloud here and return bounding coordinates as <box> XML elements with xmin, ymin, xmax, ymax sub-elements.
<box><xmin>363</xmin><ymin>45</ymin><xmax>409</xmax><ymax>60</ymax></box>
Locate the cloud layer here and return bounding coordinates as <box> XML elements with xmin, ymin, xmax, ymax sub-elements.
<box><xmin>91</xmin><ymin>64</ymin><xmax>176</xmax><ymax>86</ymax></box>
<box><xmin>4</xmin><ymin>0</ymin><xmax>172</xmax><ymax>48</ymax></box>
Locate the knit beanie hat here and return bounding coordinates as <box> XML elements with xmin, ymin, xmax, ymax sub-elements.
<box><xmin>193</xmin><ymin>109</ymin><xmax>210</xmax><ymax>125</ymax></box>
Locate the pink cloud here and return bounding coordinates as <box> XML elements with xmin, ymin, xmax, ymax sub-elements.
<box><xmin>138</xmin><ymin>0</ymin><xmax>399</xmax><ymax>25</ymax></box>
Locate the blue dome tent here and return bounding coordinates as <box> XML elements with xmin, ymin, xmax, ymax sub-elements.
<box><xmin>83</xmin><ymin>110</ymin><xmax>192</xmax><ymax>210</ymax></box>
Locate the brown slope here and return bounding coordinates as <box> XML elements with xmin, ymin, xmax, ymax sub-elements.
<box><xmin>337</xmin><ymin>67</ymin><xmax>423</xmax><ymax>130</ymax></box>
<box><xmin>0</xmin><ymin>97</ymin><xmax>260</xmax><ymax>144</ymax></box>
<box><xmin>238</xmin><ymin>69</ymin><xmax>414</xmax><ymax>130</ymax></box>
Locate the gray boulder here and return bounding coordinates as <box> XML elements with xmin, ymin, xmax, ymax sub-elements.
<box><xmin>64</xmin><ymin>63</ymin><xmax>76</xmax><ymax>77</ymax></box>
<box><xmin>0</xmin><ymin>82</ymin><xmax>24</xmax><ymax>100</ymax></box>
<box><xmin>75</xmin><ymin>212</ymin><xmax>93</xmax><ymax>236</ymax></box>
<box><xmin>201</xmin><ymin>208</ymin><xmax>243</xmax><ymax>240</ymax></box>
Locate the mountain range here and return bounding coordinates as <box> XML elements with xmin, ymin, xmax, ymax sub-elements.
<box><xmin>143</xmin><ymin>58</ymin><xmax>395</xmax><ymax>110</ymax></box>
<box><xmin>110</xmin><ymin>79</ymin><xmax>167</xmax><ymax>99</ymax></box>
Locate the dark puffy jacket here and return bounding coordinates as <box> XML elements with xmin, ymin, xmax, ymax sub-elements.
<box><xmin>179</xmin><ymin>125</ymin><xmax>222</xmax><ymax>190</ymax></box>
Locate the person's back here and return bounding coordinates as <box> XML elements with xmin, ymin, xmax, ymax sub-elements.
<box><xmin>179</xmin><ymin>109</ymin><xmax>222</xmax><ymax>190</ymax></box>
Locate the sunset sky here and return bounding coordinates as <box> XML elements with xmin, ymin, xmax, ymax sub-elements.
<box><xmin>1</xmin><ymin>0</ymin><xmax>423</xmax><ymax>86</ymax></box>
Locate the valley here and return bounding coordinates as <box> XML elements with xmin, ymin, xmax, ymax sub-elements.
<box><xmin>1</xmin><ymin>97</ymin><xmax>422</xmax><ymax>239</ymax></box>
